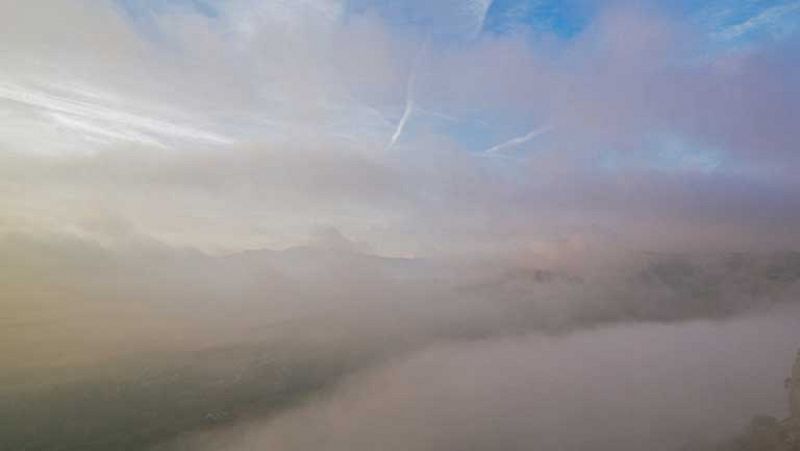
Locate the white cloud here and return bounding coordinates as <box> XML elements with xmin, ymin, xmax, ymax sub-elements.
<box><xmin>714</xmin><ymin>1</ymin><xmax>800</xmax><ymax>41</ymax></box>
<box><xmin>0</xmin><ymin>81</ymin><xmax>232</xmax><ymax>152</ymax></box>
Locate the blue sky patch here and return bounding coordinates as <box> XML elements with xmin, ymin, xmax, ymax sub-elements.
<box><xmin>482</xmin><ymin>0</ymin><xmax>594</xmax><ymax>38</ymax></box>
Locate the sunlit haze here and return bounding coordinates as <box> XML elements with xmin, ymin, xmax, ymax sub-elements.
<box><xmin>2</xmin><ymin>1</ymin><xmax>799</xmax><ymax>450</ymax></box>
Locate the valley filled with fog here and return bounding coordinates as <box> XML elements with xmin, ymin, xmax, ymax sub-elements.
<box><xmin>2</xmin><ymin>0</ymin><xmax>799</xmax><ymax>449</ymax></box>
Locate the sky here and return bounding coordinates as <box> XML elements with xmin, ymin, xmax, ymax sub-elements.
<box><xmin>1</xmin><ymin>1</ymin><xmax>799</xmax><ymax>450</ymax></box>
<box><xmin>1</xmin><ymin>0</ymin><xmax>799</xmax><ymax>255</ymax></box>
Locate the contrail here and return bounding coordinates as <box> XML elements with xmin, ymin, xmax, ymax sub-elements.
<box><xmin>415</xmin><ymin>107</ymin><xmax>458</xmax><ymax>122</ymax></box>
<box><xmin>384</xmin><ymin>37</ymin><xmax>429</xmax><ymax>151</ymax></box>
<box><xmin>484</xmin><ymin>124</ymin><xmax>554</xmax><ymax>154</ymax></box>
<box><xmin>472</xmin><ymin>0</ymin><xmax>494</xmax><ymax>37</ymax></box>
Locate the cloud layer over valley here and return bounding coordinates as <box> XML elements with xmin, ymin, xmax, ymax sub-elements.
<box><xmin>1</xmin><ymin>1</ymin><xmax>799</xmax><ymax>450</ymax></box>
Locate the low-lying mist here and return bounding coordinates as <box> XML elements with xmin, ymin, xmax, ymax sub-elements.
<box><xmin>2</xmin><ymin>234</ymin><xmax>798</xmax><ymax>450</ymax></box>
<box><xmin>2</xmin><ymin>1</ymin><xmax>800</xmax><ymax>450</ymax></box>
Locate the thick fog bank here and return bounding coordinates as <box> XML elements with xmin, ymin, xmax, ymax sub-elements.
<box><xmin>164</xmin><ymin>305</ymin><xmax>800</xmax><ymax>451</ymax></box>
<box><xmin>2</xmin><ymin>235</ymin><xmax>799</xmax><ymax>450</ymax></box>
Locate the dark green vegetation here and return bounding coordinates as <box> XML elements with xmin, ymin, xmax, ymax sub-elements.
<box><xmin>1</xmin><ymin>343</ymin><xmax>370</xmax><ymax>451</ymax></box>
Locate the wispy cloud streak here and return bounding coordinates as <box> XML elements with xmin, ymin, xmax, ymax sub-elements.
<box><xmin>0</xmin><ymin>81</ymin><xmax>233</xmax><ymax>149</ymax></box>
<box><xmin>484</xmin><ymin>124</ymin><xmax>553</xmax><ymax>154</ymax></box>
<box><xmin>714</xmin><ymin>1</ymin><xmax>800</xmax><ymax>40</ymax></box>
<box><xmin>384</xmin><ymin>37</ymin><xmax>429</xmax><ymax>151</ymax></box>
<box><xmin>470</xmin><ymin>0</ymin><xmax>494</xmax><ymax>36</ymax></box>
